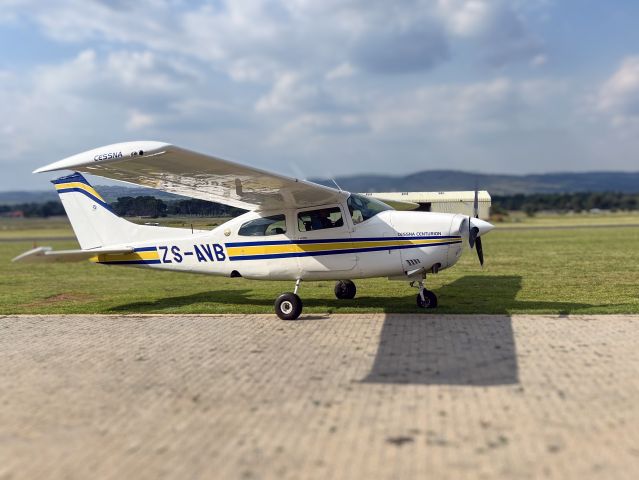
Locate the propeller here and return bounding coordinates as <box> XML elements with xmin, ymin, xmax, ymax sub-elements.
<box><xmin>467</xmin><ymin>183</ymin><xmax>487</xmax><ymax>266</ymax></box>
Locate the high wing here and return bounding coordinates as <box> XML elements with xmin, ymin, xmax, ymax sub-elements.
<box><xmin>12</xmin><ymin>246</ymin><xmax>134</xmax><ymax>263</ymax></box>
<box><xmin>34</xmin><ymin>141</ymin><xmax>347</xmax><ymax>210</ymax></box>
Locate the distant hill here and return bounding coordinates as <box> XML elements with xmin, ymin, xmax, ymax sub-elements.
<box><xmin>311</xmin><ymin>170</ymin><xmax>639</xmax><ymax>195</ymax></box>
<box><xmin>1</xmin><ymin>170</ymin><xmax>638</xmax><ymax>204</ymax></box>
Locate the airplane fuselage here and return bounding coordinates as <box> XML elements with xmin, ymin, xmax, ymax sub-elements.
<box><xmin>92</xmin><ymin>207</ymin><xmax>467</xmax><ymax>281</ymax></box>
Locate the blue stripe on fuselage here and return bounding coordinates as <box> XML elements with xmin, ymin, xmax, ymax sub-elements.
<box><xmin>225</xmin><ymin>235</ymin><xmax>460</xmax><ymax>248</ymax></box>
<box><xmin>228</xmin><ymin>239</ymin><xmax>462</xmax><ymax>261</ymax></box>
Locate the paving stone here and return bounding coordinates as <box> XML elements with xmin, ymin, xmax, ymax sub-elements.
<box><xmin>0</xmin><ymin>314</ymin><xmax>638</xmax><ymax>479</ymax></box>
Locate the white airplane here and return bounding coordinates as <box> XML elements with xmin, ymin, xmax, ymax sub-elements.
<box><xmin>13</xmin><ymin>141</ymin><xmax>494</xmax><ymax>320</ymax></box>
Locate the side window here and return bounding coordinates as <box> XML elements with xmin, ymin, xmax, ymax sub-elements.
<box><xmin>238</xmin><ymin>214</ymin><xmax>287</xmax><ymax>236</ymax></box>
<box><xmin>298</xmin><ymin>207</ymin><xmax>344</xmax><ymax>232</ymax></box>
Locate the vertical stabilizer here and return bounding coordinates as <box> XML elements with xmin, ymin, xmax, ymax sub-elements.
<box><xmin>53</xmin><ymin>173</ymin><xmax>150</xmax><ymax>249</ymax></box>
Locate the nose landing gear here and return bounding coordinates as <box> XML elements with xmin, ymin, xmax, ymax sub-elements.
<box><xmin>413</xmin><ymin>280</ymin><xmax>438</xmax><ymax>309</ymax></box>
<box><xmin>275</xmin><ymin>279</ymin><xmax>303</xmax><ymax>320</ymax></box>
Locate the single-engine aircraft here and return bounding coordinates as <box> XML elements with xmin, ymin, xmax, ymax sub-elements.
<box><xmin>14</xmin><ymin>141</ymin><xmax>494</xmax><ymax>320</ymax></box>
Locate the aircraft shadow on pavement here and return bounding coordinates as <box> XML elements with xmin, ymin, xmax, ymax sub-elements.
<box><xmin>361</xmin><ymin>314</ymin><xmax>520</xmax><ymax>386</ymax></box>
<box><xmin>361</xmin><ymin>275</ymin><xmax>597</xmax><ymax>386</ymax></box>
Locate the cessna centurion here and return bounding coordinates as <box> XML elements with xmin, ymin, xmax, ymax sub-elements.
<box><xmin>14</xmin><ymin>142</ymin><xmax>494</xmax><ymax>320</ymax></box>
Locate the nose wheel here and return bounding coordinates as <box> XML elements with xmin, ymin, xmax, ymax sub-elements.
<box><xmin>275</xmin><ymin>292</ymin><xmax>303</xmax><ymax>320</ymax></box>
<box><xmin>414</xmin><ymin>280</ymin><xmax>438</xmax><ymax>309</ymax></box>
<box><xmin>275</xmin><ymin>279</ymin><xmax>303</xmax><ymax>320</ymax></box>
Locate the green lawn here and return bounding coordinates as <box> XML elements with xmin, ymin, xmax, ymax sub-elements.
<box><xmin>1</xmin><ymin>221</ymin><xmax>638</xmax><ymax>315</ymax></box>
<box><xmin>497</xmin><ymin>210</ymin><xmax>639</xmax><ymax>227</ymax></box>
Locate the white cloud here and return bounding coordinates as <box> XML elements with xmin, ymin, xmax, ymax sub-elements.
<box><xmin>597</xmin><ymin>56</ymin><xmax>639</xmax><ymax>127</ymax></box>
<box><xmin>366</xmin><ymin>78</ymin><xmax>563</xmax><ymax>136</ymax></box>
<box><xmin>326</xmin><ymin>63</ymin><xmax>356</xmax><ymax>81</ymax></box>
<box><xmin>255</xmin><ymin>73</ymin><xmax>327</xmax><ymax>113</ymax></box>
<box><xmin>0</xmin><ymin>47</ymin><xmax>218</xmax><ymax>163</ymax></box>
<box><xmin>6</xmin><ymin>0</ymin><xmax>633</xmax><ymax>186</ymax></box>
<box><xmin>531</xmin><ymin>54</ymin><xmax>547</xmax><ymax>67</ymax></box>
<box><xmin>438</xmin><ymin>0</ymin><xmax>494</xmax><ymax>37</ymax></box>
<box><xmin>4</xmin><ymin>0</ymin><xmax>546</xmax><ymax>82</ymax></box>
<box><xmin>437</xmin><ymin>0</ymin><xmax>544</xmax><ymax>66</ymax></box>
<box><xmin>126</xmin><ymin>110</ymin><xmax>155</xmax><ymax>131</ymax></box>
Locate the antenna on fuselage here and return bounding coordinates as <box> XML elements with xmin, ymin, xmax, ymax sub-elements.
<box><xmin>330</xmin><ymin>178</ymin><xmax>343</xmax><ymax>191</ymax></box>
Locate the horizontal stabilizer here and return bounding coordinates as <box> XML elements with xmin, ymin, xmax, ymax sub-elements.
<box><xmin>374</xmin><ymin>199</ymin><xmax>420</xmax><ymax>210</ymax></box>
<box><xmin>365</xmin><ymin>191</ymin><xmax>492</xmax><ymax>218</ymax></box>
<box><xmin>12</xmin><ymin>246</ymin><xmax>134</xmax><ymax>263</ymax></box>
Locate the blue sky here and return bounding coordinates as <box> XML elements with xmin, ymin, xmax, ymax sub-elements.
<box><xmin>1</xmin><ymin>0</ymin><xmax>638</xmax><ymax>190</ymax></box>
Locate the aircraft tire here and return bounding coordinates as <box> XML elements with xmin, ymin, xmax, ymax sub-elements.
<box><xmin>416</xmin><ymin>290</ymin><xmax>438</xmax><ymax>309</ymax></box>
<box><xmin>275</xmin><ymin>292</ymin><xmax>303</xmax><ymax>320</ymax></box>
<box><xmin>334</xmin><ymin>280</ymin><xmax>356</xmax><ymax>300</ymax></box>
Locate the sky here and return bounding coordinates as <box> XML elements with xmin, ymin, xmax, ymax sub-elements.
<box><xmin>1</xmin><ymin>0</ymin><xmax>639</xmax><ymax>190</ymax></box>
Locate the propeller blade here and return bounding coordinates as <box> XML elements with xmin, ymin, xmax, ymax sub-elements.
<box><xmin>475</xmin><ymin>236</ymin><xmax>484</xmax><ymax>266</ymax></box>
<box><xmin>473</xmin><ymin>184</ymin><xmax>479</xmax><ymax>218</ymax></box>
<box><xmin>469</xmin><ymin>226</ymin><xmax>478</xmax><ymax>249</ymax></box>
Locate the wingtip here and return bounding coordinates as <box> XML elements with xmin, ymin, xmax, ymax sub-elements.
<box><xmin>32</xmin><ymin>140</ymin><xmax>172</xmax><ymax>174</ymax></box>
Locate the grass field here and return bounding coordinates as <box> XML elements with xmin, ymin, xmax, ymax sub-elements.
<box><xmin>497</xmin><ymin>210</ymin><xmax>639</xmax><ymax>227</ymax></box>
<box><xmin>1</xmin><ymin>214</ymin><xmax>638</xmax><ymax>315</ymax></box>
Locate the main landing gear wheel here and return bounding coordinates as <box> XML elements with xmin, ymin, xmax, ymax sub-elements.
<box><xmin>416</xmin><ymin>290</ymin><xmax>438</xmax><ymax>309</ymax></box>
<box><xmin>334</xmin><ymin>280</ymin><xmax>356</xmax><ymax>300</ymax></box>
<box><xmin>275</xmin><ymin>292</ymin><xmax>303</xmax><ymax>320</ymax></box>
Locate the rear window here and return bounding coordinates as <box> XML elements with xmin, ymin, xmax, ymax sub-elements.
<box><xmin>238</xmin><ymin>214</ymin><xmax>287</xmax><ymax>236</ymax></box>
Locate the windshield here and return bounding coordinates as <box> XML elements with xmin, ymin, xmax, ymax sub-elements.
<box><xmin>347</xmin><ymin>194</ymin><xmax>392</xmax><ymax>224</ymax></box>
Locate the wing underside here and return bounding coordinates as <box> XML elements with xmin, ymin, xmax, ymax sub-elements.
<box><xmin>34</xmin><ymin>142</ymin><xmax>346</xmax><ymax>211</ymax></box>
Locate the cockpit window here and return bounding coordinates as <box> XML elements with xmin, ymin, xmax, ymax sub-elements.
<box><xmin>238</xmin><ymin>214</ymin><xmax>287</xmax><ymax>236</ymax></box>
<box><xmin>347</xmin><ymin>194</ymin><xmax>392</xmax><ymax>224</ymax></box>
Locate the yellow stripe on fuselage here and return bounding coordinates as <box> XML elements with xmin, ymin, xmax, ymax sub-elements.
<box><xmin>226</xmin><ymin>237</ymin><xmax>458</xmax><ymax>257</ymax></box>
<box><xmin>89</xmin><ymin>251</ymin><xmax>160</xmax><ymax>263</ymax></box>
<box><xmin>55</xmin><ymin>182</ymin><xmax>106</xmax><ymax>202</ymax></box>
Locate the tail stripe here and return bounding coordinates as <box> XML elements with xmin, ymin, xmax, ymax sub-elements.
<box><xmin>55</xmin><ymin>183</ymin><xmax>112</xmax><ymax>211</ymax></box>
<box><xmin>56</xmin><ymin>183</ymin><xmax>113</xmax><ymax>212</ymax></box>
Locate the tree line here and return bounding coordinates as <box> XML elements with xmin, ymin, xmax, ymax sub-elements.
<box><xmin>0</xmin><ymin>201</ymin><xmax>66</xmax><ymax>217</ymax></box>
<box><xmin>492</xmin><ymin>192</ymin><xmax>639</xmax><ymax>216</ymax></box>
<box><xmin>110</xmin><ymin>196</ymin><xmax>245</xmax><ymax>218</ymax></box>
<box><xmin>2</xmin><ymin>192</ymin><xmax>638</xmax><ymax>218</ymax></box>
<box><xmin>0</xmin><ymin>196</ymin><xmax>244</xmax><ymax>218</ymax></box>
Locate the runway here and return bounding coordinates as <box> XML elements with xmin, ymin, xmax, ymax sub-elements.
<box><xmin>1</xmin><ymin>314</ymin><xmax>638</xmax><ymax>479</ymax></box>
